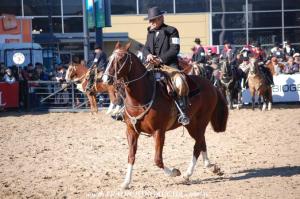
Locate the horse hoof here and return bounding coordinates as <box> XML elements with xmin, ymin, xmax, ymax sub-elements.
<box><xmin>121</xmin><ymin>182</ymin><xmax>130</xmax><ymax>190</ymax></box>
<box><xmin>183</xmin><ymin>174</ymin><xmax>190</xmax><ymax>181</ymax></box>
<box><xmin>170</xmin><ymin>168</ymin><xmax>181</xmax><ymax>177</ymax></box>
<box><xmin>207</xmin><ymin>164</ymin><xmax>223</xmax><ymax>176</ymax></box>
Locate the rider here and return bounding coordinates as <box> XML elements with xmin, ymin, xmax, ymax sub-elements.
<box><xmin>86</xmin><ymin>44</ymin><xmax>108</xmax><ymax>93</ymax></box>
<box><xmin>191</xmin><ymin>38</ymin><xmax>206</xmax><ymax>64</ymax></box>
<box><xmin>238</xmin><ymin>57</ymin><xmax>251</xmax><ymax>89</ymax></box>
<box><xmin>252</xmin><ymin>42</ymin><xmax>273</xmax><ymax>85</ymax></box>
<box><xmin>143</xmin><ymin>6</ymin><xmax>189</xmax><ymax>125</ymax></box>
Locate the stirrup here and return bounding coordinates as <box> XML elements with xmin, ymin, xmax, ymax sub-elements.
<box><xmin>178</xmin><ymin>114</ymin><xmax>190</xmax><ymax>125</ymax></box>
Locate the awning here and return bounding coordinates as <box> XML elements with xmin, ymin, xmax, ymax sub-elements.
<box><xmin>33</xmin><ymin>32</ymin><xmax>128</xmax><ymax>43</ymax></box>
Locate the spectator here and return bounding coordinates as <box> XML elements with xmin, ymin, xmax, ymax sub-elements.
<box><xmin>270</xmin><ymin>42</ymin><xmax>284</xmax><ymax>60</ymax></box>
<box><xmin>266</xmin><ymin>57</ymin><xmax>284</xmax><ymax>76</ymax></box>
<box><xmin>293</xmin><ymin>53</ymin><xmax>300</xmax><ymax>65</ymax></box>
<box><xmin>252</xmin><ymin>42</ymin><xmax>266</xmax><ymax>62</ymax></box>
<box><xmin>283</xmin><ymin>57</ymin><xmax>299</xmax><ymax>74</ymax></box>
<box><xmin>283</xmin><ymin>41</ymin><xmax>296</xmax><ymax>59</ymax></box>
<box><xmin>55</xmin><ymin>65</ymin><xmax>66</xmax><ymax>83</ymax></box>
<box><xmin>3</xmin><ymin>68</ymin><xmax>16</xmax><ymax>84</ymax></box>
<box><xmin>35</xmin><ymin>63</ymin><xmax>49</xmax><ymax>81</ymax></box>
<box><xmin>220</xmin><ymin>40</ymin><xmax>236</xmax><ymax>64</ymax></box>
<box><xmin>191</xmin><ymin>38</ymin><xmax>206</xmax><ymax>64</ymax></box>
<box><xmin>0</xmin><ymin>63</ymin><xmax>6</xmax><ymax>81</ymax></box>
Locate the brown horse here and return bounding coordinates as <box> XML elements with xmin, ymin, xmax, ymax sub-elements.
<box><xmin>102</xmin><ymin>43</ymin><xmax>229</xmax><ymax>189</ymax></box>
<box><xmin>248</xmin><ymin>58</ymin><xmax>272</xmax><ymax>111</ymax></box>
<box><xmin>65</xmin><ymin>63</ymin><xmax>119</xmax><ymax>114</ymax></box>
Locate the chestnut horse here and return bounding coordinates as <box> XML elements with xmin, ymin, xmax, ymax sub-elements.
<box><xmin>102</xmin><ymin>43</ymin><xmax>228</xmax><ymax>189</ymax></box>
<box><xmin>65</xmin><ymin>63</ymin><xmax>119</xmax><ymax>114</ymax></box>
<box><xmin>248</xmin><ymin>59</ymin><xmax>272</xmax><ymax>111</ymax></box>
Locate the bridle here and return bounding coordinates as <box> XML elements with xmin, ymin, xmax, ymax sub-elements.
<box><xmin>105</xmin><ymin>49</ymin><xmax>156</xmax><ymax>136</ymax></box>
<box><xmin>106</xmin><ymin>50</ymin><xmax>148</xmax><ymax>86</ymax></box>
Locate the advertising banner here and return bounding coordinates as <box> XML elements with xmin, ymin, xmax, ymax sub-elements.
<box><xmin>242</xmin><ymin>74</ymin><xmax>300</xmax><ymax>103</ymax></box>
<box><xmin>86</xmin><ymin>0</ymin><xmax>95</xmax><ymax>29</ymax></box>
<box><xmin>0</xmin><ymin>82</ymin><xmax>19</xmax><ymax>108</ymax></box>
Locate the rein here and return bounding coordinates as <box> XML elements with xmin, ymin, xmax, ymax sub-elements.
<box><xmin>110</xmin><ymin>51</ymin><xmax>156</xmax><ymax>136</ymax></box>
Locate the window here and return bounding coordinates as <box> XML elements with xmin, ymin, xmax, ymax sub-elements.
<box><xmin>284</xmin><ymin>0</ymin><xmax>300</xmax><ymax>10</ymax></box>
<box><xmin>24</xmin><ymin>0</ymin><xmax>61</xmax><ymax>16</ymax></box>
<box><xmin>248</xmin><ymin>0</ymin><xmax>281</xmax><ymax>11</ymax></box>
<box><xmin>284</xmin><ymin>11</ymin><xmax>300</xmax><ymax>27</ymax></box>
<box><xmin>248</xmin><ymin>12</ymin><xmax>282</xmax><ymax>28</ymax></box>
<box><xmin>249</xmin><ymin>29</ymin><xmax>282</xmax><ymax>45</ymax></box>
<box><xmin>32</xmin><ymin>17</ymin><xmax>62</xmax><ymax>33</ymax></box>
<box><xmin>111</xmin><ymin>0</ymin><xmax>136</xmax><ymax>14</ymax></box>
<box><xmin>64</xmin><ymin>17</ymin><xmax>83</xmax><ymax>32</ymax></box>
<box><xmin>211</xmin><ymin>0</ymin><xmax>246</xmax><ymax>12</ymax></box>
<box><xmin>175</xmin><ymin>0</ymin><xmax>209</xmax><ymax>13</ymax></box>
<box><xmin>0</xmin><ymin>0</ymin><xmax>22</xmax><ymax>16</ymax></box>
<box><xmin>284</xmin><ymin>28</ymin><xmax>300</xmax><ymax>43</ymax></box>
<box><xmin>212</xmin><ymin>30</ymin><xmax>246</xmax><ymax>45</ymax></box>
<box><xmin>63</xmin><ymin>0</ymin><xmax>83</xmax><ymax>15</ymax></box>
<box><xmin>212</xmin><ymin>13</ymin><xmax>246</xmax><ymax>29</ymax></box>
<box><xmin>139</xmin><ymin>0</ymin><xmax>173</xmax><ymax>14</ymax></box>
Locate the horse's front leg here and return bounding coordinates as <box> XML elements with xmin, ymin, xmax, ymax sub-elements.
<box><xmin>122</xmin><ymin>127</ymin><xmax>139</xmax><ymax>189</ymax></box>
<box><xmin>153</xmin><ymin>131</ymin><xmax>181</xmax><ymax>177</ymax></box>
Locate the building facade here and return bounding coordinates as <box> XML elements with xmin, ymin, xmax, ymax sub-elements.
<box><xmin>1</xmin><ymin>0</ymin><xmax>299</xmax><ymax>57</ymax></box>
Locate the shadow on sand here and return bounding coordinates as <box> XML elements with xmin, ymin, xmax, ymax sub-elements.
<box><xmin>178</xmin><ymin>166</ymin><xmax>300</xmax><ymax>185</ymax></box>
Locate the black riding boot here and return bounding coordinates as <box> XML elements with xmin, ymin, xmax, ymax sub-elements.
<box><xmin>176</xmin><ymin>96</ymin><xmax>190</xmax><ymax>125</ymax></box>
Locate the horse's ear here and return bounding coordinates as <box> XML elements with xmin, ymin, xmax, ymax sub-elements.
<box><xmin>114</xmin><ymin>41</ymin><xmax>121</xmax><ymax>49</ymax></box>
<box><xmin>125</xmin><ymin>42</ymin><xmax>131</xmax><ymax>51</ymax></box>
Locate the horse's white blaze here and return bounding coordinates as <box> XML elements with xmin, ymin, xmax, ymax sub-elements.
<box><xmin>262</xmin><ymin>103</ymin><xmax>267</xmax><ymax>111</ymax></box>
<box><xmin>184</xmin><ymin>156</ymin><xmax>197</xmax><ymax>179</ymax></box>
<box><xmin>268</xmin><ymin>102</ymin><xmax>272</xmax><ymax>111</ymax></box>
<box><xmin>175</xmin><ymin>76</ymin><xmax>183</xmax><ymax>89</ymax></box>
<box><xmin>122</xmin><ymin>164</ymin><xmax>133</xmax><ymax>189</ymax></box>
<box><xmin>106</xmin><ymin>102</ymin><xmax>115</xmax><ymax>114</ymax></box>
<box><xmin>102</xmin><ymin>52</ymin><xmax>116</xmax><ymax>83</ymax></box>
<box><xmin>112</xmin><ymin>105</ymin><xmax>122</xmax><ymax>114</ymax></box>
<box><xmin>202</xmin><ymin>151</ymin><xmax>211</xmax><ymax>168</ymax></box>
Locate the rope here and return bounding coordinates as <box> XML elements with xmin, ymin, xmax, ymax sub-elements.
<box><xmin>124</xmin><ymin>74</ymin><xmax>156</xmax><ymax>136</ymax></box>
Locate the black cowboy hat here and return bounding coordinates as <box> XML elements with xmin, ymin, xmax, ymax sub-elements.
<box><xmin>144</xmin><ymin>6</ymin><xmax>166</xmax><ymax>21</ymax></box>
<box><xmin>194</xmin><ymin>38</ymin><xmax>201</xmax><ymax>44</ymax></box>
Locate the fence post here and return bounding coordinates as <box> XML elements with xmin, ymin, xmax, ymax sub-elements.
<box><xmin>71</xmin><ymin>83</ymin><xmax>75</xmax><ymax>110</ymax></box>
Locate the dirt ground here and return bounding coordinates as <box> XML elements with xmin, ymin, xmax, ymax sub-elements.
<box><xmin>0</xmin><ymin>105</ymin><xmax>300</xmax><ymax>199</ymax></box>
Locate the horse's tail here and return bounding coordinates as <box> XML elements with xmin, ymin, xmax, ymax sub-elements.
<box><xmin>211</xmin><ymin>88</ymin><xmax>229</xmax><ymax>132</ymax></box>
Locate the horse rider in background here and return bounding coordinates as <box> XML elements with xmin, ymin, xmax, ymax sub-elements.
<box><xmin>143</xmin><ymin>6</ymin><xmax>189</xmax><ymax>125</ymax></box>
<box><xmin>220</xmin><ymin>40</ymin><xmax>236</xmax><ymax>65</ymax></box>
<box><xmin>252</xmin><ymin>42</ymin><xmax>274</xmax><ymax>86</ymax></box>
<box><xmin>191</xmin><ymin>38</ymin><xmax>206</xmax><ymax>64</ymax></box>
<box><xmin>86</xmin><ymin>44</ymin><xmax>108</xmax><ymax>93</ymax></box>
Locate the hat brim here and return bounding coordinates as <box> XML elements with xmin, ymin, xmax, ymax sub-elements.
<box><xmin>144</xmin><ymin>11</ymin><xmax>166</xmax><ymax>21</ymax></box>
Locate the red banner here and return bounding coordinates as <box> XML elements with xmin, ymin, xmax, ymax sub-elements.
<box><xmin>0</xmin><ymin>82</ymin><xmax>19</xmax><ymax>108</ymax></box>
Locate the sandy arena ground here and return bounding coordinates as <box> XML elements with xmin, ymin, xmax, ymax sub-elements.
<box><xmin>0</xmin><ymin>106</ymin><xmax>300</xmax><ymax>199</ymax></box>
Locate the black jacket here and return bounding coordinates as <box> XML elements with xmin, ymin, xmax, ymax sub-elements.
<box><xmin>192</xmin><ymin>46</ymin><xmax>206</xmax><ymax>63</ymax></box>
<box><xmin>93</xmin><ymin>51</ymin><xmax>107</xmax><ymax>70</ymax></box>
<box><xmin>143</xmin><ymin>23</ymin><xmax>180</xmax><ymax>68</ymax></box>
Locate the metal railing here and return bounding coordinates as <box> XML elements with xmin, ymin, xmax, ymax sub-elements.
<box><xmin>27</xmin><ymin>81</ymin><xmax>110</xmax><ymax>112</ymax></box>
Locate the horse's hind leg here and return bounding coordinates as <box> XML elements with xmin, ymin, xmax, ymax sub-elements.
<box><xmin>183</xmin><ymin>122</ymin><xmax>210</xmax><ymax>181</ymax></box>
<box><xmin>122</xmin><ymin>127</ymin><xmax>139</xmax><ymax>189</ymax></box>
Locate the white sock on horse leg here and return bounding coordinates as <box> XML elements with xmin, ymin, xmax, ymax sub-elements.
<box><xmin>122</xmin><ymin>164</ymin><xmax>133</xmax><ymax>189</ymax></box>
<box><xmin>112</xmin><ymin>105</ymin><xmax>122</xmax><ymax>114</ymax></box>
<box><xmin>106</xmin><ymin>103</ymin><xmax>115</xmax><ymax>114</ymax></box>
<box><xmin>184</xmin><ymin>155</ymin><xmax>197</xmax><ymax>179</ymax></box>
<box><xmin>202</xmin><ymin>151</ymin><xmax>211</xmax><ymax>167</ymax></box>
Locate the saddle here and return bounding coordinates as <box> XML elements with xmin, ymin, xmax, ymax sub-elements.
<box><xmin>149</xmin><ymin>64</ymin><xmax>189</xmax><ymax>98</ymax></box>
